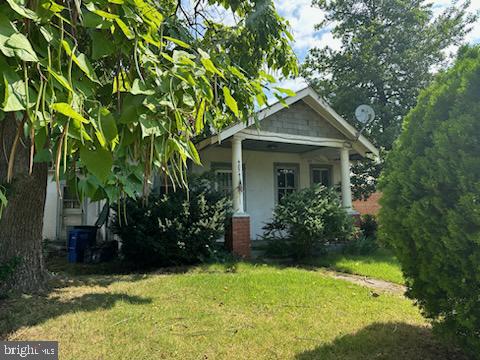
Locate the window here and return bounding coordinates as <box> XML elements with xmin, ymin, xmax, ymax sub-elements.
<box><xmin>310</xmin><ymin>166</ymin><xmax>331</xmax><ymax>187</ymax></box>
<box><xmin>275</xmin><ymin>164</ymin><xmax>298</xmax><ymax>202</ymax></box>
<box><xmin>62</xmin><ymin>186</ymin><xmax>81</xmax><ymax>209</ymax></box>
<box><xmin>211</xmin><ymin>163</ymin><xmax>246</xmax><ymax>208</ymax></box>
<box><xmin>215</xmin><ymin>169</ymin><xmax>233</xmax><ymax>197</ymax></box>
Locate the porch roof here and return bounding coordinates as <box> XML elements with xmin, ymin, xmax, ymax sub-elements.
<box><xmin>197</xmin><ymin>86</ymin><xmax>379</xmax><ymax>159</ymax></box>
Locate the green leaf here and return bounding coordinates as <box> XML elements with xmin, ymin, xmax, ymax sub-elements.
<box><xmin>99</xmin><ymin>108</ymin><xmax>118</xmax><ymax>146</ymax></box>
<box><xmin>259</xmin><ymin>70</ymin><xmax>276</xmax><ymax>83</ymax></box>
<box><xmin>119</xmin><ymin>94</ymin><xmax>142</xmax><ymax>124</ymax></box>
<box><xmin>6</xmin><ymin>0</ymin><xmax>39</xmax><ymax>21</ymax></box>
<box><xmin>52</xmin><ymin>103</ymin><xmax>89</xmax><ymax>123</ymax></box>
<box><xmin>130</xmin><ymin>79</ymin><xmax>155</xmax><ymax>95</ymax></box>
<box><xmin>2</xmin><ymin>73</ymin><xmax>26</xmax><ymax>112</ymax></box>
<box><xmin>201</xmin><ymin>58</ymin><xmax>224</xmax><ymax>78</ymax></box>
<box><xmin>112</xmin><ymin>71</ymin><xmax>131</xmax><ymax>93</ymax></box>
<box><xmin>164</xmin><ymin>36</ymin><xmax>190</xmax><ymax>49</ymax></box>
<box><xmin>114</xmin><ymin>18</ymin><xmax>134</xmax><ymax>40</ymax></box>
<box><xmin>39</xmin><ymin>26</ymin><xmax>54</xmax><ymax>43</ymax></box>
<box><xmin>47</xmin><ymin>67</ymin><xmax>73</xmax><ymax>92</ymax></box>
<box><xmin>182</xmin><ymin>93</ymin><xmax>194</xmax><ymax>107</ymax></box>
<box><xmin>62</xmin><ymin>40</ymin><xmax>99</xmax><ymax>82</ymax></box>
<box><xmin>274</xmin><ymin>87</ymin><xmax>296</xmax><ymax>97</ymax></box>
<box><xmin>133</xmin><ymin>0</ymin><xmax>163</xmax><ymax>28</ymax></box>
<box><xmin>195</xmin><ymin>99</ymin><xmax>206</xmax><ymax>133</ymax></box>
<box><xmin>5</xmin><ymin>33</ymin><xmax>39</xmax><ymax>62</ymax></box>
<box><xmin>41</xmin><ymin>0</ymin><xmax>65</xmax><ymax>13</ymax></box>
<box><xmin>223</xmin><ymin>87</ymin><xmax>239</xmax><ymax>117</ymax></box>
<box><xmin>80</xmin><ymin>146</ymin><xmax>113</xmax><ymax>182</ymax></box>
<box><xmin>85</xmin><ymin>3</ymin><xmax>119</xmax><ymax>20</ymax></box>
<box><xmin>0</xmin><ymin>13</ymin><xmax>17</xmax><ymax>57</ymax></box>
<box><xmin>0</xmin><ymin>187</ymin><xmax>7</xmax><ymax>218</ymax></box>
<box><xmin>187</xmin><ymin>140</ymin><xmax>201</xmax><ymax>164</ymax></box>
<box><xmin>91</xmin><ymin>31</ymin><xmax>115</xmax><ymax>59</ymax></box>
<box><xmin>161</xmin><ymin>53</ymin><xmax>174</xmax><ymax>62</ymax></box>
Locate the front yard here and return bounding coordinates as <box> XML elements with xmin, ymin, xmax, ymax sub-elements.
<box><xmin>312</xmin><ymin>248</ymin><xmax>405</xmax><ymax>285</ymax></box>
<box><xmin>0</xmin><ymin>261</ymin><xmax>465</xmax><ymax>359</ymax></box>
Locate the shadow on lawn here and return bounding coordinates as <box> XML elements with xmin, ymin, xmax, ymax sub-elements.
<box><xmin>0</xmin><ymin>291</ymin><xmax>152</xmax><ymax>339</ymax></box>
<box><xmin>45</xmin><ymin>254</ymin><xmax>196</xmax><ymax>289</ymax></box>
<box><xmin>295</xmin><ymin>322</ymin><xmax>467</xmax><ymax>360</ymax></box>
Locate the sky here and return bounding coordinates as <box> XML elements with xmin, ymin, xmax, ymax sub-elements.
<box><xmin>272</xmin><ymin>0</ymin><xmax>480</xmax><ymax>92</ymax></box>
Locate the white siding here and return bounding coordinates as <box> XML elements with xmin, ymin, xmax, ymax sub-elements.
<box><xmin>193</xmin><ymin>146</ymin><xmax>341</xmax><ymax>240</ymax></box>
<box><xmin>42</xmin><ymin>172</ymin><xmax>105</xmax><ymax>242</ymax></box>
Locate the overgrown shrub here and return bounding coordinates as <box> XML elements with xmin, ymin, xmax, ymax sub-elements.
<box><xmin>112</xmin><ymin>173</ymin><xmax>231</xmax><ymax>268</ymax></box>
<box><xmin>379</xmin><ymin>46</ymin><xmax>480</xmax><ymax>355</ymax></box>
<box><xmin>359</xmin><ymin>214</ymin><xmax>378</xmax><ymax>239</ymax></box>
<box><xmin>263</xmin><ymin>185</ymin><xmax>353</xmax><ymax>259</ymax></box>
<box><xmin>343</xmin><ymin>234</ymin><xmax>378</xmax><ymax>255</ymax></box>
<box><xmin>342</xmin><ymin>215</ymin><xmax>379</xmax><ymax>255</ymax></box>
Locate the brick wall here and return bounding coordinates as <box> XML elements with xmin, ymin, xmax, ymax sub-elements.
<box><xmin>225</xmin><ymin>215</ymin><xmax>251</xmax><ymax>258</ymax></box>
<box><xmin>353</xmin><ymin>192</ymin><xmax>382</xmax><ymax>216</ymax></box>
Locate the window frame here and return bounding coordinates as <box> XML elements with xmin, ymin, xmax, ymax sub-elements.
<box><xmin>274</xmin><ymin>163</ymin><xmax>300</xmax><ymax>203</ymax></box>
<box><xmin>211</xmin><ymin>162</ymin><xmax>247</xmax><ymax>210</ymax></box>
<box><xmin>309</xmin><ymin>164</ymin><xmax>333</xmax><ymax>188</ymax></box>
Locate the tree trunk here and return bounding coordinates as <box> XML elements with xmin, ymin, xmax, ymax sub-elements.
<box><xmin>0</xmin><ymin>113</ymin><xmax>48</xmax><ymax>293</ymax></box>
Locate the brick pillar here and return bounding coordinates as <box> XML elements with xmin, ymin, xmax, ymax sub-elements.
<box><xmin>225</xmin><ymin>215</ymin><xmax>251</xmax><ymax>258</ymax></box>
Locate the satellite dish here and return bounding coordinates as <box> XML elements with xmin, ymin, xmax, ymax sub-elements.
<box><xmin>355</xmin><ymin>105</ymin><xmax>375</xmax><ymax>124</ymax></box>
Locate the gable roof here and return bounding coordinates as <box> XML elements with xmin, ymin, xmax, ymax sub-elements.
<box><xmin>197</xmin><ymin>86</ymin><xmax>379</xmax><ymax>158</ymax></box>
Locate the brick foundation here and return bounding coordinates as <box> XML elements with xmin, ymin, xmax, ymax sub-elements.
<box><xmin>225</xmin><ymin>215</ymin><xmax>251</xmax><ymax>258</ymax></box>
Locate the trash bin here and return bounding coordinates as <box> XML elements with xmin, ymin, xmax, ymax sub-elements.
<box><xmin>67</xmin><ymin>228</ymin><xmax>91</xmax><ymax>263</ymax></box>
<box><xmin>73</xmin><ymin>225</ymin><xmax>98</xmax><ymax>247</ymax></box>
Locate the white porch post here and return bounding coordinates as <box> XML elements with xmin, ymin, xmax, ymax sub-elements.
<box><xmin>231</xmin><ymin>136</ymin><xmax>244</xmax><ymax>214</ymax></box>
<box><xmin>340</xmin><ymin>146</ymin><xmax>353</xmax><ymax>211</ymax></box>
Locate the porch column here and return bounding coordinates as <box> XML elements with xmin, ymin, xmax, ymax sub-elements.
<box><xmin>231</xmin><ymin>136</ymin><xmax>244</xmax><ymax>214</ymax></box>
<box><xmin>226</xmin><ymin>135</ymin><xmax>250</xmax><ymax>258</ymax></box>
<box><xmin>340</xmin><ymin>146</ymin><xmax>353</xmax><ymax>211</ymax></box>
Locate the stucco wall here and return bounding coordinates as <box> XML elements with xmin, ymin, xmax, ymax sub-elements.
<box><xmin>193</xmin><ymin>146</ymin><xmax>341</xmax><ymax>240</ymax></box>
<box><xmin>260</xmin><ymin>100</ymin><xmax>344</xmax><ymax>139</ymax></box>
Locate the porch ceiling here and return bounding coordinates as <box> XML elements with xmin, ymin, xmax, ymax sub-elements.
<box><xmin>220</xmin><ymin>139</ymin><xmax>319</xmax><ymax>153</ymax></box>
<box><xmin>219</xmin><ymin>139</ymin><xmax>363</xmax><ymax>159</ymax></box>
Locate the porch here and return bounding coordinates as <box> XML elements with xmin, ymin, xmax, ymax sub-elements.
<box><xmin>194</xmin><ymin>87</ymin><xmax>379</xmax><ymax>257</ymax></box>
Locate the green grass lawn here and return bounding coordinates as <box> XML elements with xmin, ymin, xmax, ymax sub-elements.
<box><xmin>310</xmin><ymin>248</ymin><xmax>405</xmax><ymax>285</ymax></box>
<box><xmin>0</xmin><ymin>261</ymin><xmax>464</xmax><ymax>359</ymax></box>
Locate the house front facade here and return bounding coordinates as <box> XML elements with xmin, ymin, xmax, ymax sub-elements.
<box><xmin>192</xmin><ymin>86</ymin><xmax>379</xmax><ymax>256</ymax></box>
<box><xmin>42</xmin><ymin>86</ymin><xmax>379</xmax><ymax>255</ymax></box>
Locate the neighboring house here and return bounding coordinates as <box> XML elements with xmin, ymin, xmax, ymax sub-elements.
<box><xmin>192</xmin><ymin>86</ymin><xmax>379</xmax><ymax>257</ymax></box>
<box><xmin>42</xmin><ymin>176</ymin><xmax>107</xmax><ymax>247</ymax></box>
<box><xmin>353</xmin><ymin>192</ymin><xmax>382</xmax><ymax>216</ymax></box>
<box><xmin>42</xmin><ymin>86</ymin><xmax>379</xmax><ymax>255</ymax></box>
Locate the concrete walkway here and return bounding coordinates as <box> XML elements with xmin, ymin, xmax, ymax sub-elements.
<box><xmin>320</xmin><ymin>269</ymin><xmax>406</xmax><ymax>296</ymax></box>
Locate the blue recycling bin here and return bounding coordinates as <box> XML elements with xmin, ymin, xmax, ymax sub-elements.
<box><xmin>67</xmin><ymin>228</ymin><xmax>91</xmax><ymax>263</ymax></box>
<box><xmin>73</xmin><ymin>226</ymin><xmax>97</xmax><ymax>247</ymax></box>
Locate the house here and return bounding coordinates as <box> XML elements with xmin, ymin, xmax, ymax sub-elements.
<box><xmin>192</xmin><ymin>86</ymin><xmax>379</xmax><ymax>257</ymax></box>
<box><xmin>42</xmin><ymin>86</ymin><xmax>379</xmax><ymax>255</ymax></box>
<box><xmin>353</xmin><ymin>192</ymin><xmax>382</xmax><ymax>216</ymax></box>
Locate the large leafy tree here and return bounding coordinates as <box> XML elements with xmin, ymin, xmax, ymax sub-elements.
<box><xmin>379</xmin><ymin>46</ymin><xmax>480</xmax><ymax>355</ymax></box>
<box><xmin>0</xmin><ymin>0</ymin><xmax>297</xmax><ymax>292</ymax></box>
<box><xmin>301</xmin><ymin>0</ymin><xmax>476</xmax><ymax>199</ymax></box>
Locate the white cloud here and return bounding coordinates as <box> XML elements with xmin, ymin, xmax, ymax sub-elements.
<box><xmin>274</xmin><ymin>0</ymin><xmax>341</xmax><ymax>53</ymax></box>
<box><xmin>274</xmin><ymin>0</ymin><xmax>480</xmax><ymax>58</ymax></box>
